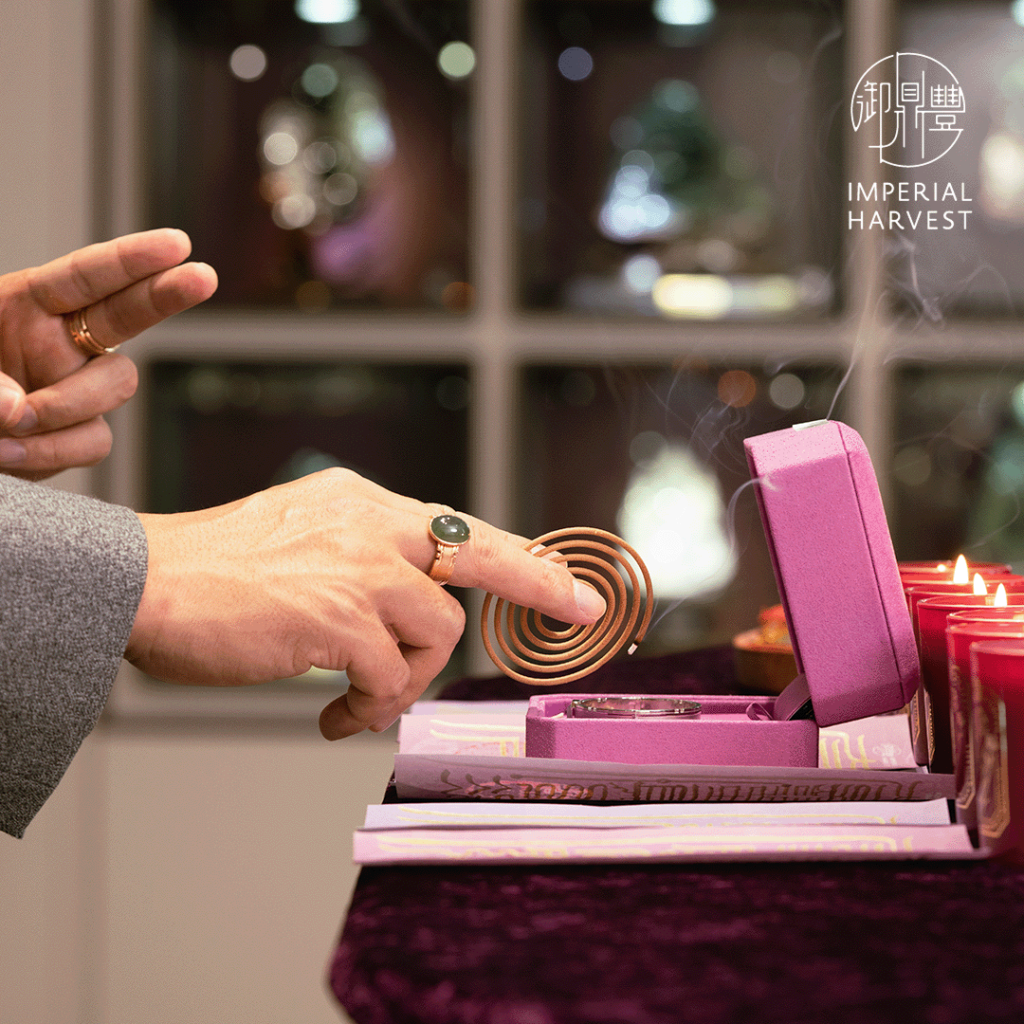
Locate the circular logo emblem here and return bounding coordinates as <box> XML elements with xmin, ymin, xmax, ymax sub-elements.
<box><xmin>851</xmin><ymin>52</ymin><xmax>964</xmax><ymax>168</ymax></box>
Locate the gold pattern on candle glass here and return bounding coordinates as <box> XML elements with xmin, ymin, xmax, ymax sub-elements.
<box><xmin>978</xmin><ymin>691</ymin><xmax>1011</xmax><ymax>841</ymax></box>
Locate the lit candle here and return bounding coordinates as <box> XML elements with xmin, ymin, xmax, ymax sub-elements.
<box><xmin>901</xmin><ymin>561</ymin><xmax>1018</xmax><ymax>615</ymax></box>
<box><xmin>909</xmin><ymin>574</ymin><xmax>1004</xmax><ymax>622</ymax></box>
<box><xmin>970</xmin><ymin>637</ymin><xmax>1024</xmax><ymax>862</ymax></box>
<box><xmin>947</xmin><ymin>619</ymin><xmax>1024</xmax><ymax>831</ymax></box>
<box><xmin>908</xmin><ymin>578</ymin><xmax>1024</xmax><ymax>644</ymax></box>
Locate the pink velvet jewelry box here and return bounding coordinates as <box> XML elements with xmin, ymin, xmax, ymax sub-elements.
<box><xmin>524</xmin><ymin>420</ymin><xmax>921</xmax><ymax>767</ymax></box>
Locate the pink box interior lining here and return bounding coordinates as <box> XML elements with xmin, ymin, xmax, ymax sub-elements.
<box><xmin>533</xmin><ymin>694</ymin><xmax>793</xmax><ymax>724</ymax></box>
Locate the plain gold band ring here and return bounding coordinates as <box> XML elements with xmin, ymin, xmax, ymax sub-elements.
<box><xmin>66</xmin><ymin>308</ymin><xmax>118</xmax><ymax>358</ymax></box>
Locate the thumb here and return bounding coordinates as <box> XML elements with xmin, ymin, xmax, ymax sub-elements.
<box><xmin>0</xmin><ymin>374</ymin><xmax>27</xmax><ymax>431</ymax></box>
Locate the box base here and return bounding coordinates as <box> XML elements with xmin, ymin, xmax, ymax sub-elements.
<box><xmin>525</xmin><ymin>693</ymin><xmax>819</xmax><ymax>767</ymax></box>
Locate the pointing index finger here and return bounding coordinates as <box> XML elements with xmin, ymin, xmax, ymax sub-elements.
<box><xmin>445</xmin><ymin>519</ymin><xmax>607</xmax><ymax>624</ymax></box>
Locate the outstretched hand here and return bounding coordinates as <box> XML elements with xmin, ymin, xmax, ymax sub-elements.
<box><xmin>0</xmin><ymin>229</ymin><xmax>217</xmax><ymax>478</ymax></box>
<box><xmin>127</xmin><ymin>469</ymin><xmax>607</xmax><ymax>739</ymax></box>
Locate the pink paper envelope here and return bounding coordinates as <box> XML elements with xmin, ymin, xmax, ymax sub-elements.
<box><xmin>525</xmin><ymin>421</ymin><xmax>921</xmax><ymax>768</ymax></box>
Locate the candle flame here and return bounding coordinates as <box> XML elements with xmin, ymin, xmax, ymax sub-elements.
<box><xmin>996</xmin><ymin>584</ymin><xmax>1008</xmax><ymax>607</ymax></box>
<box><xmin>973</xmin><ymin>573</ymin><xmax>988</xmax><ymax>596</ymax></box>
<box><xmin>953</xmin><ymin>555</ymin><xmax>968</xmax><ymax>584</ymax></box>
<box><xmin>937</xmin><ymin>562</ymin><xmax>948</xmax><ymax>571</ymax></box>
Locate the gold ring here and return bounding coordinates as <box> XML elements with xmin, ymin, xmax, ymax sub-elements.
<box><xmin>427</xmin><ymin>513</ymin><xmax>471</xmax><ymax>586</ymax></box>
<box><xmin>66</xmin><ymin>308</ymin><xmax>118</xmax><ymax>358</ymax></box>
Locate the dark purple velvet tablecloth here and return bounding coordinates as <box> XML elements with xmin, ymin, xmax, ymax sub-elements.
<box><xmin>329</xmin><ymin>648</ymin><xmax>1024</xmax><ymax>1024</ymax></box>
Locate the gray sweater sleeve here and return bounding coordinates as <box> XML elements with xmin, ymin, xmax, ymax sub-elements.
<box><xmin>0</xmin><ymin>474</ymin><xmax>148</xmax><ymax>837</ymax></box>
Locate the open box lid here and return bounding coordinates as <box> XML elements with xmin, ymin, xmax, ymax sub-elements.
<box><xmin>743</xmin><ymin>420</ymin><xmax>920</xmax><ymax>727</ymax></box>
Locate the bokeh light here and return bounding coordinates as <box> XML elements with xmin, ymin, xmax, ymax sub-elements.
<box><xmin>558</xmin><ymin>47</ymin><xmax>594</xmax><ymax>82</ymax></box>
<box><xmin>438</xmin><ymin>41</ymin><xmax>476</xmax><ymax>80</ymax></box>
<box><xmin>652</xmin><ymin>0</ymin><xmax>716</xmax><ymax>27</ymax></box>
<box><xmin>768</xmin><ymin>373</ymin><xmax>805</xmax><ymax>410</ymax></box>
<box><xmin>717</xmin><ymin>369</ymin><xmax>757</xmax><ymax>408</ymax></box>
<box><xmin>301</xmin><ymin>63</ymin><xmax>340</xmax><ymax>98</ymax></box>
<box><xmin>229</xmin><ymin>45</ymin><xmax>267</xmax><ymax>82</ymax></box>
<box><xmin>263</xmin><ymin>131</ymin><xmax>299</xmax><ymax>166</ymax></box>
<box><xmin>618</xmin><ymin>441</ymin><xmax>736</xmax><ymax>601</ymax></box>
<box><xmin>294</xmin><ymin>0</ymin><xmax>359</xmax><ymax>25</ymax></box>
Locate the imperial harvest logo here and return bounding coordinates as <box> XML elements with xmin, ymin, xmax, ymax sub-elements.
<box><xmin>848</xmin><ymin>51</ymin><xmax>972</xmax><ymax>232</ymax></box>
<box><xmin>851</xmin><ymin>52</ymin><xmax>965</xmax><ymax>168</ymax></box>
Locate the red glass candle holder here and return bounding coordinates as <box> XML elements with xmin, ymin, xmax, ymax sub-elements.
<box><xmin>917</xmin><ymin>593</ymin><xmax>1024</xmax><ymax>772</ymax></box>
<box><xmin>971</xmin><ymin>638</ymin><xmax>1024</xmax><ymax>863</ymax></box>
<box><xmin>906</xmin><ymin>581</ymin><xmax>1024</xmax><ymax>766</ymax></box>
<box><xmin>947</xmin><ymin>619</ymin><xmax>1024</xmax><ymax>831</ymax></box>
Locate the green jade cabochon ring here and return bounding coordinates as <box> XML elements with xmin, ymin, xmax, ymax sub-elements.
<box><xmin>427</xmin><ymin>513</ymin><xmax>471</xmax><ymax>586</ymax></box>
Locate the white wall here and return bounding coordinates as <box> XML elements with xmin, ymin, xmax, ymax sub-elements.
<box><xmin>0</xmin><ymin>0</ymin><xmax>91</xmax><ymax>271</ymax></box>
<box><xmin>0</xmin><ymin>2</ymin><xmax>100</xmax><ymax>1020</ymax></box>
<box><xmin>99</xmin><ymin>731</ymin><xmax>394</xmax><ymax>1024</ymax></box>
<box><xmin>0</xmin><ymin>3</ymin><xmax>391</xmax><ymax>1021</ymax></box>
<box><xmin>2</xmin><ymin>728</ymin><xmax>393</xmax><ymax>1024</ymax></box>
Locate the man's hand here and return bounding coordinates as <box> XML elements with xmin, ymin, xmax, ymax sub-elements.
<box><xmin>127</xmin><ymin>470</ymin><xmax>606</xmax><ymax>738</ymax></box>
<box><xmin>0</xmin><ymin>229</ymin><xmax>217</xmax><ymax>478</ymax></box>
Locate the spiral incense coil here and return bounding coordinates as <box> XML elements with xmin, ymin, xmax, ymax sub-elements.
<box><xmin>481</xmin><ymin>527</ymin><xmax>653</xmax><ymax>685</ymax></box>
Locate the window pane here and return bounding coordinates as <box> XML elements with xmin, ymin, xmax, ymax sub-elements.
<box><xmin>146</xmin><ymin>360</ymin><xmax>470</xmax><ymax>513</ymax></box>
<box><xmin>148</xmin><ymin>0</ymin><xmax>472</xmax><ymax>310</ymax></box>
<box><xmin>893</xmin><ymin>364</ymin><xmax>1024</xmax><ymax>571</ymax></box>
<box><xmin>519</xmin><ymin>0</ymin><xmax>844</xmax><ymax>319</ymax></box>
<box><xmin>892</xmin><ymin>2</ymin><xmax>1024</xmax><ymax>318</ymax></box>
<box><xmin>518</xmin><ymin>362</ymin><xmax>846</xmax><ymax>653</ymax></box>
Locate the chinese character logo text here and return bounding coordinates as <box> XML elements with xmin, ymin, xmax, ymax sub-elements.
<box><xmin>851</xmin><ymin>52</ymin><xmax>965</xmax><ymax>168</ymax></box>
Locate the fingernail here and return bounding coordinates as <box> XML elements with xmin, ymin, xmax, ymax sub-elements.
<box><xmin>10</xmin><ymin>405</ymin><xmax>37</xmax><ymax>435</ymax></box>
<box><xmin>574</xmin><ymin>579</ymin><xmax>606</xmax><ymax>621</ymax></box>
<box><xmin>371</xmin><ymin>710</ymin><xmax>403</xmax><ymax>733</ymax></box>
<box><xmin>0</xmin><ymin>385</ymin><xmax>18</xmax><ymax>428</ymax></box>
<box><xmin>0</xmin><ymin>439</ymin><xmax>27</xmax><ymax>465</ymax></box>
